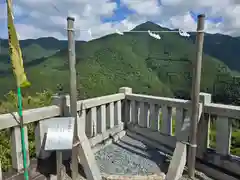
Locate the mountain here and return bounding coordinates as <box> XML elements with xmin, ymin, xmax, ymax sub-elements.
<box><xmin>0</xmin><ymin>37</ymin><xmax>67</xmax><ymax>74</ymax></box>
<box><xmin>189</xmin><ymin>33</ymin><xmax>240</xmax><ymax>72</ymax></box>
<box><xmin>0</xmin><ymin>37</ymin><xmax>67</xmax><ymax>61</ymax></box>
<box><xmin>0</xmin><ymin>22</ymin><xmax>240</xmax><ymax>105</ymax></box>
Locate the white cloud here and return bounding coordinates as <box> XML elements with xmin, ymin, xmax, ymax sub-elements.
<box><xmin>169</xmin><ymin>12</ymin><xmax>196</xmax><ymax>32</ymax></box>
<box><xmin>121</xmin><ymin>0</ymin><xmax>240</xmax><ymax>36</ymax></box>
<box><xmin>121</xmin><ymin>0</ymin><xmax>161</xmax><ymax>16</ymax></box>
<box><xmin>0</xmin><ymin>0</ymin><xmax>240</xmax><ymax>40</ymax></box>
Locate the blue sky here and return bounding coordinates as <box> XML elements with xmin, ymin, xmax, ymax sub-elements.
<box><xmin>0</xmin><ymin>0</ymin><xmax>237</xmax><ymax>40</ymax></box>
<box><xmin>103</xmin><ymin>0</ymin><xmax>135</xmax><ymax>22</ymax></box>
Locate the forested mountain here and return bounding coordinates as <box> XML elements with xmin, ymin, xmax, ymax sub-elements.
<box><xmin>0</xmin><ymin>21</ymin><xmax>240</xmax><ymax>105</ymax></box>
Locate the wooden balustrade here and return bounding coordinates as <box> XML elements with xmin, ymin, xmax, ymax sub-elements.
<box><xmin>73</xmin><ymin>92</ymin><xmax>125</xmax><ymax>141</ymax></box>
<box><xmin>0</xmin><ymin>105</ymin><xmax>61</xmax><ymax>178</ymax></box>
<box><xmin>125</xmin><ymin>93</ymin><xmax>191</xmax><ymax>138</ymax></box>
<box><xmin>0</xmin><ymin>87</ymin><xmax>239</xmax><ymax>179</ymax></box>
<box><xmin>203</xmin><ymin>102</ymin><xmax>240</xmax><ymax>176</ymax></box>
<box><xmin>0</xmin><ymin>89</ymin><xmax>126</xmax><ymax>179</ymax></box>
<box><xmin>125</xmin><ymin>89</ymin><xmax>240</xmax><ymax>177</ymax></box>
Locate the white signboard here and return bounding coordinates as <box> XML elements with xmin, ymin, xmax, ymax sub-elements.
<box><xmin>44</xmin><ymin>117</ymin><xmax>75</xmax><ymax>151</ymax></box>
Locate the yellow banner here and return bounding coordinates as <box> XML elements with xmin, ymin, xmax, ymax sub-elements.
<box><xmin>7</xmin><ymin>0</ymin><xmax>30</xmax><ymax>88</ymax></box>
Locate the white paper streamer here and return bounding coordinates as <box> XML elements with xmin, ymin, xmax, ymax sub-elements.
<box><xmin>116</xmin><ymin>29</ymin><xmax>124</xmax><ymax>35</ymax></box>
<box><xmin>179</xmin><ymin>29</ymin><xmax>190</xmax><ymax>37</ymax></box>
<box><xmin>148</xmin><ymin>30</ymin><xmax>161</xmax><ymax>39</ymax></box>
<box><xmin>88</xmin><ymin>29</ymin><xmax>92</xmax><ymax>38</ymax></box>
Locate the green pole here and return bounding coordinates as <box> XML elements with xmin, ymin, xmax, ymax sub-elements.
<box><xmin>17</xmin><ymin>87</ymin><xmax>29</xmax><ymax>180</ymax></box>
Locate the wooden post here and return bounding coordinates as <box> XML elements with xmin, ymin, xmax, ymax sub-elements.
<box><xmin>188</xmin><ymin>14</ymin><xmax>205</xmax><ymax>178</ymax></box>
<box><xmin>0</xmin><ymin>160</ymin><xmax>2</xmax><ymax>180</ymax></box>
<box><xmin>56</xmin><ymin>151</ymin><xmax>63</xmax><ymax>180</ymax></box>
<box><xmin>67</xmin><ymin>17</ymin><xmax>102</xmax><ymax>180</ymax></box>
<box><xmin>197</xmin><ymin>93</ymin><xmax>211</xmax><ymax>158</ymax></box>
<box><xmin>67</xmin><ymin>16</ymin><xmax>79</xmax><ymax>180</ymax></box>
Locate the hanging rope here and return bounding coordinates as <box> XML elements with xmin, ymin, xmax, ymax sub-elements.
<box><xmin>74</xmin><ymin>28</ymin><xmax>202</xmax><ymax>40</ymax></box>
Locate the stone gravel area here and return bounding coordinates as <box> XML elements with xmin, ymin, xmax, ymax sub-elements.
<box><xmin>95</xmin><ymin>135</ymin><xmax>214</xmax><ymax>180</ymax></box>
<box><xmin>95</xmin><ymin>135</ymin><xmax>168</xmax><ymax>176</ymax></box>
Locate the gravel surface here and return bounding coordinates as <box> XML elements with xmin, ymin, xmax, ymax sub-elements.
<box><xmin>95</xmin><ymin>135</ymin><xmax>214</xmax><ymax>180</ymax></box>
<box><xmin>95</xmin><ymin>135</ymin><xmax>169</xmax><ymax>176</ymax></box>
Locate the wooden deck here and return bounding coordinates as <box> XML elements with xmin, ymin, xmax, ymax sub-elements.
<box><xmin>3</xmin><ymin>134</ymin><xmax>214</xmax><ymax>180</ymax></box>
<box><xmin>3</xmin><ymin>154</ymin><xmax>79</xmax><ymax>180</ymax></box>
<box><xmin>0</xmin><ymin>87</ymin><xmax>240</xmax><ymax>180</ymax></box>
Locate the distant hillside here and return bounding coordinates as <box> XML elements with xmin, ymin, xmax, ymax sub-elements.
<box><xmin>189</xmin><ymin>33</ymin><xmax>240</xmax><ymax>72</ymax></box>
<box><xmin>0</xmin><ymin>22</ymin><xmax>240</xmax><ymax>105</ymax></box>
<box><xmin>0</xmin><ymin>37</ymin><xmax>68</xmax><ymax>62</ymax></box>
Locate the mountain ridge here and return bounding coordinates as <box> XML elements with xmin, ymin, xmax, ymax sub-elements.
<box><xmin>0</xmin><ymin>21</ymin><xmax>240</xmax><ymax>105</ymax></box>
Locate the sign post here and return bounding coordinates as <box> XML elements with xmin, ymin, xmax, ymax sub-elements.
<box><xmin>44</xmin><ymin>117</ymin><xmax>75</xmax><ymax>151</ymax></box>
<box><xmin>44</xmin><ymin>117</ymin><xmax>75</xmax><ymax>180</ymax></box>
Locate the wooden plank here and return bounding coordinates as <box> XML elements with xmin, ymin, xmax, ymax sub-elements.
<box><xmin>0</xmin><ymin>105</ymin><xmax>61</xmax><ymax>130</ymax></box>
<box><xmin>86</xmin><ymin>107</ymin><xmax>97</xmax><ymax>137</ymax></box>
<box><xmin>126</xmin><ymin>94</ymin><xmax>191</xmax><ymax>109</ymax></box>
<box><xmin>11</xmin><ymin>125</ymin><xmax>29</xmax><ymax>171</ymax></box>
<box><xmin>78</xmin><ymin>109</ymin><xmax>86</xmax><ymax>136</ymax></box>
<box><xmin>97</xmin><ymin>105</ymin><xmax>106</xmax><ymax>133</ymax></box>
<box><xmin>204</xmin><ymin>103</ymin><xmax>240</xmax><ymax>119</ymax></box>
<box><xmin>106</xmin><ymin>102</ymin><xmax>114</xmax><ymax>129</ymax></box>
<box><xmin>216</xmin><ymin>116</ymin><xmax>232</xmax><ymax>155</ymax></box>
<box><xmin>89</xmin><ymin>124</ymin><xmax>124</xmax><ymax>147</ymax></box>
<box><xmin>114</xmin><ymin>101</ymin><xmax>122</xmax><ymax>126</ymax></box>
<box><xmin>145</xmin><ymin>103</ymin><xmax>150</xmax><ymax>128</ymax></box>
<box><xmin>76</xmin><ymin>116</ymin><xmax>102</xmax><ymax>180</ymax></box>
<box><xmin>175</xmin><ymin>108</ymin><xmax>185</xmax><ymax>135</ymax></box>
<box><xmin>35</xmin><ymin>121</ymin><xmax>52</xmax><ymax>160</ymax></box>
<box><xmin>77</xmin><ymin>93</ymin><xmax>125</xmax><ymax>111</ymax></box>
<box><xmin>196</xmin><ymin>112</ymin><xmax>210</xmax><ymax>158</ymax></box>
<box><xmin>139</xmin><ymin>102</ymin><xmax>148</xmax><ymax>127</ymax></box>
<box><xmin>127</xmin><ymin>124</ymin><xmax>176</xmax><ymax>149</ymax></box>
<box><xmin>56</xmin><ymin>151</ymin><xmax>63</xmax><ymax>180</ymax></box>
<box><xmin>149</xmin><ymin>104</ymin><xmax>160</xmax><ymax>131</ymax></box>
<box><xmin>165</xmin><ymin>142</ymin><xmax>187</xmax><ymax>180</ymax></box>
<box><xmin>196</xmin><ymin>161</ymin><xmax>240</xmax><ymax>180</ymax></box>
<box><xmin>161</xmin><ymin>106</ymin><xmax>172</xmax><ymax>135</ymax></box>
<box><xmin>202</xmin><ymin>152</ymin><xmax>240</xmax><ymax>177</ymax></box>
<box><xmin>130</xmin><ymin>100</ymin><xmax>137</xmax><ymax>124</ymax></box>
<box><xmin>197</xmin><ymin>92</ymin><xmax>211</xmax><ymax>158</ymax></box>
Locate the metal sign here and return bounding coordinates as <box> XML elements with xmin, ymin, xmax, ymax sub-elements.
<box><xmin>44</xmin><ymin>117</ymin><xmax>75</xmax><ymax>151</ymax></box>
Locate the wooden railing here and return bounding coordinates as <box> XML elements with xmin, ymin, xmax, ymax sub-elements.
<box><xmin>0</xmin><ymin>87</ymin><xmax>128</xmax><ymax>179</ymax></box>
<box><xmin>124</xmin><ymin>92</ymin><xmax>191</xmax><ymax>154</ymax></box>
<box><xmin>0</xmin><ymin>86</ymin><xmax>239</xmax><ymax>179</ymax></box>
<box><xmin>123</xmin><ymin>88</ymin><xmax>240</xmax><ymax>177</ymax></box>
<box><xmin>203</xmin><ymin>102</ymin><xmax>240</xmax><ymax>176</ymax></box>
<box><xmin>0</xmin><ymin>105</ymin><xmax>61</xmax><ymax>178</ymax></box>
<box><xmin>74</xmin><ymin>89</ymin><xmax>126</xmax><ymax>152</ymax></box>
